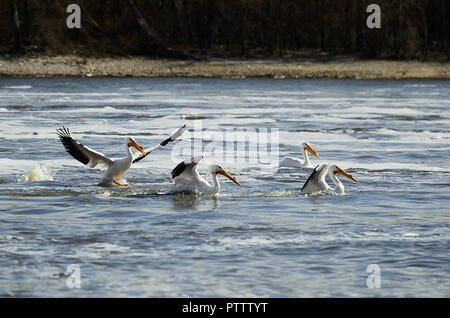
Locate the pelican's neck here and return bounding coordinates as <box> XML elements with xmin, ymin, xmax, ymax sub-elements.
<box><xmin>302</xmin><ymin>147</ymin><xmax>311</xmax><ymax>166</ymax></box>
<box><xmin>329</xmin><ymin>170</ymin><xmax>345</xmax><ymax>195</ymax></box>
<box><xmin>125</xmin><ymin>144</ymin><xmax>133</xmax><ymax>161</ymax></box>
<box><xmin>209</xmin><ymin>172</ymin><xmax>221</xmax><ymax>194</ymax></box>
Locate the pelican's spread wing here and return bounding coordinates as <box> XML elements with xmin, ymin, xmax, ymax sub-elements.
<box><xmin>57</xmin><ymin>127</ymin><xmax>114</xmax><ymax>170</ymax></box>
<box><xmin>171</xmin><ymin>154</ymin><xmax>204</xmax><ymax>184</ymax></box>
<box><xmin>301</xmin><ymin>164</ymin><xmax>327</xmax><ymax>195</ymax></box>
<box><xmin>133</xmin><ymin>124</ymin><xmax>187</xmax><ymax>163</ymax></box>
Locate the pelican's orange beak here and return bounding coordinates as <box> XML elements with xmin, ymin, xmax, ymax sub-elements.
<box><xmin>305</xmin><ymin>145</ymin><xmax>320</xmax><ymax>158</ymax></box>
<box><xmin>334</xmin><ymin>166</ymin><xmax>358</xmax><ymax>182</ymax></box>
<box><xmin>217</xmin><ymin>168</ymin><xmax>242</xmax><ymax>187</ymax></box>
<box><xmin>128</xmin><ymin>140</ymin><xmax>147</xmax><ymax>156</ymax></box>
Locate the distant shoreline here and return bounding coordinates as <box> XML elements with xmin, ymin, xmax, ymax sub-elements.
<box><xmin>0</xmin><ymin>55</ymin><xmax>449</xmax><ymax>79</ymax></box>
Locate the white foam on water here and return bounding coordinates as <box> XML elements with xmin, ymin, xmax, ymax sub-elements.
<box><xmin>0</xmin><ymin>234</ymin><xmax>23</xmax><ymax>241</ymax></box>
<box><xmin>404</xmin><ymin>84</ymin><xmax>437</xmax><ymax>88</ymax></box>
<box><xmin>72</xmin><ymin>243</ymin><xmax>131</xmax><ymax>259</ymax></box>
<box><xmin>402</xmin><ymin>233</ymin><xmax>419</xmax><ymax>237</ymax></box>
<box><xmin>90</xmin><ymin>242</ymin><xmax>130</xmax><ymax>251</ymax></box>
<box><xmin>213</xmin><ymin>231</ymin><xmax>444</xmax><ymax>250</ymax></box>
<box><xmin>22</xmin><ymin>164</ymin><xmax>54</xmax><ymax>182</ymax></box>
<box><xmin>222</xmin><ymin>189</ymin><xmax>292</xmax><ymax>198</ymax></box>
<box><xmin>2</xmin><ymin>85</ymin><xmax>33</xmax><ymax>89</ymax></box>
<box><xmin>347</xmin><ymin>106</ymin><xmax>425</xmax><ymax>116</ymax></box>
<box><xmin>345</xmin><ymin>160</ymin><xmax>450</xmax><ymax>172</ymax></box>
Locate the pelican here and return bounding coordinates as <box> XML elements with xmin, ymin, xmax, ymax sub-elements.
<box><xmin>301</xmin><ymin>163</ymin><xmax>358</xmax><ymax>195</ymax></box>
<box><xmin>57</xmin><ymin>124</ymin><xmax>186</xmax><ymax>186</ymax></box>
<box><xmin>170</xmin><ymin>155</ymin><xmax>242</xmax><ymax>194</ymax></box>
<box><xmin>279</xmin><ymin>142</ymin><xmax>320</xmax><ymax>168</ymax></box>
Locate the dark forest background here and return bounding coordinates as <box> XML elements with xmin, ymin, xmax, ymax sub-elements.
<box><xmin>0</xmin><ymin>0</ymin><xmax>449</xmax><ymax>60</ymax></box>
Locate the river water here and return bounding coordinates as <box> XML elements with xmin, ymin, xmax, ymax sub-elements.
<box><xmin>0</xmin><ymin>77</ymin><xmax>449</xmax><ymax>297</ymax></box>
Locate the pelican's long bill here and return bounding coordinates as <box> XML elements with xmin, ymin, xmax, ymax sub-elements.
<box><xmin>217</xmin><ymin>169</ymin><xmax>242</xmax><ymax>187</ymax></box>
<box><xmin>128</xmin><ymin>140</ymin><xmax>147</xmax><ymax>156</ymax></box>
<box><xmin>304</xmin><ymin>145</ymin><xmax>320</xmax><ymax>158</ymax></box>
<box><xmin>334</xmin><ymin>166</ymin><xmax>358</xmax><ymax>183</ymax></box>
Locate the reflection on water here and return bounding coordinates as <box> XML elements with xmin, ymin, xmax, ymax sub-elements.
<box><xmin>171</xmin><ymin>193</ymin><xmax>218</xmax><ymax>211</ymax></box>
<box><xmin>0</xmin><ymin>77</ymin><xmax>449</xmax><ymax>297</ymax></box>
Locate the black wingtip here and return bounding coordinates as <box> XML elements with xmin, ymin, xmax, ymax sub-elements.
<box><xmin>162</xmin><ymin>124</ymin><xmax>187</xmax><ymax>146</ymax></box>
<box><xmin>132</xmin><ymin>153</ymin><xmax>147</xmax><ymax>163</ymax></box>
<box><xmin>56</xmin><ymin>126</ymin><xmax>71</xmax><ymax>138</ymax></box>
<box><xmin>160</xmin><ymin>137</ymin><xmax>171</xmax><ymax>146</ymax></box>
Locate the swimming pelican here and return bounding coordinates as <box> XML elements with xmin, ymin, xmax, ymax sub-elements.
<box><xmin>301</xmin><ymin>163</ymin><xmax>358</xmax><ymax>195</ymax></box>
<box><xmin>279</xmin><ymin>142</ymin><xmax>320</xmax><ymax>168</ymax></box>
<box><xmin>170</xmin><ymin>155</ymin><xmax>242</xmax><ymax>194</ymax></box>
<box><xmin>57</xmin><ymin>124</ymin><xmax>186</xmax><ymax>186</ymax></box>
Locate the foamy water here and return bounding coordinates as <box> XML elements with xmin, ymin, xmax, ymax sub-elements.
<box><xmin>0</xmin><ymin>77</ymin><xmax>449</xmax><ymax>297</ymax></box>
<box><xmin>21</xmin><ymin>164</ymin><xmax>54</xmax><ymax>182</ymax></box>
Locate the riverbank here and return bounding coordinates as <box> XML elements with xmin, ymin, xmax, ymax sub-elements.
<box><xmin>1</xmin><ymin>55</ymin><xmax>449</xmax><ymax>79</ymax></box>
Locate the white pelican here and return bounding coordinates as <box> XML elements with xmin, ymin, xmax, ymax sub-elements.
<box><xmin>57</xmin><ymin>124</ymin><xmax>186</xmax><ymax>186</ymax></box>
<box><xmin>301</xmin><ymin>163</ymin><xmax>358</xmax><ymax>195</ymax></box>
<box><xmin>170</xmin><ymin>155</ymin><xmax>242</xmax><ymax>194</ymax></box>
<box><xmin>279</xmin><ymin>142</ymin><xmax>320</xmax><ymax>168</ymax></box>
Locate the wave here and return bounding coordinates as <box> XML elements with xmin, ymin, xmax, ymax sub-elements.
<box><xmin>212</xmin><ymin>231</ymin><xmax>443</xmax><ymax>249</ymax></box>
<box><xmin>2</xmin><ymin>85</ymin><xmax>33</xmax><ymax>89</ymax></box>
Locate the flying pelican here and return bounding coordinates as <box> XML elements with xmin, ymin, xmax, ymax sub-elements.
<box><xmin>170</xmin><ymin>154</ymin><xmax>242</xmax><ymax>194</ymax></box>
<box><xmin>57</xmin><ymin>124</ymin><xmax>186</xmax><ymax>186</ymax></box>
<box><xmin>279</xmin><ymin>142</ymin><xmax>320</xmax><ymax>168</ymax></box>
<box><xmin>301</xmin><ymin>163</ymin><xmax>358</xmax><ymax>195</ymax></box>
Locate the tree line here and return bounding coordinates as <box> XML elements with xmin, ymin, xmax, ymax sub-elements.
<box><xmin>0</xmin><ymin>0</ymin><xmax>448</xmax><ymax>60</ymax></box>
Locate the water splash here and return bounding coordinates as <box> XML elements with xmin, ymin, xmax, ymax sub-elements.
<box><xmin>22</xmin><ymin>164</ymin><xmax>54</xmax><ymax>182</ymax></box>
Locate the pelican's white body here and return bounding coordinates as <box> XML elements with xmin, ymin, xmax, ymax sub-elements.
<box><xmin>99</xmin><ymin>144</ymin><xmax>134</xmax><ymax>186</ymax></box>
<box><xmin>279</xmin><ymin>142</ymin><xmax>316</xmax><ymax>168</ymax></box>
<box><xmin>301</xmin><ymin>164</ymin><xmax>347</xmax><ymax>195</ymax></box>
<box><xmin>170</xmin><ymin>154</ymin><xmax>242</xmax><ymax>195</ymax></box>
<box><xmin>171</xmin><ymin>163</ymin><xmax>222</xmax><ymax>194</ymax></box>
<box><xmin>172</xmin><ymin>171</ymin><xmax>222</xmax><ymax>194</ymax></box>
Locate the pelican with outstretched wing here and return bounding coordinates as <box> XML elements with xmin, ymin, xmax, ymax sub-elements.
<box><xmin>170</xmin><ymin>154</ymin><xmax>242</xmax><ymax>194</ymax></box>
<box><xmin>57</xmin><ymin>124</ymin><xmax>186</xmax><ymax>186</ymax></box>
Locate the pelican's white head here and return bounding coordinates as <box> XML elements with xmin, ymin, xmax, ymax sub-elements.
<box><xmin>209</xmin><ymin>164</ymin><xmax>242</xmax><ymax>187</ymax></box>
<box><xmin>329</xmin><ymin>164</ymin><xmax>358</xmax><ymax>183</ymax></box>
<box><xmin>126</xmin><ymin>137</ymin><xmax>147</xmax><ymax>155</ymax></box>
<box><xmin>302</xmin><ymin>142</ymin><xmax>320</xmax><ymax>158</ymax></box>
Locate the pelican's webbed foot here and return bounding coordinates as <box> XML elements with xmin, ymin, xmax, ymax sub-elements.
<box><xmin>113</xmin><ymin>180</ymin><xmax>129</xmax><ymax>186</ymax></box>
